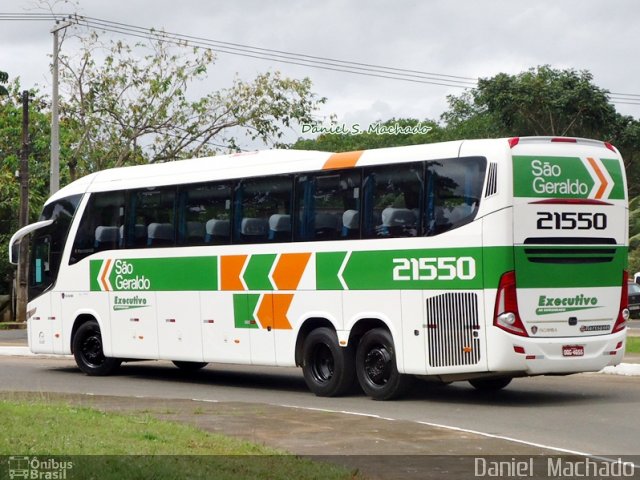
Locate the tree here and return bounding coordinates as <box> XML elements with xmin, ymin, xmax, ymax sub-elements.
<box><xmin>0</xmin><ymin>81</ymin><xmax>51</xmax><ymax>295</ymax></box>
<box><xmin>59</xmin><ymin>32</ymin><xmax>326</xmax><ymax>180</ymax></box>
<box><xmin>441</xmin><ymin>65</ymin><xmax>640</xmax><ymax>196</ymax></box>
<box><xmin>0</xmin><ymin>70</ymin><xmax>8</xmax><ymax>96</ymax></box>
<box><xmin>442</xmin><ymin>66</ymin><xmax>618</xmax><ymax>139</ymax></box>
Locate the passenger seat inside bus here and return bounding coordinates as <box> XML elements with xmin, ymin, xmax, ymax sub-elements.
<box><xmin>94</xmin><ymin>226</ymin><xmax>120</xmax><ymax>251</ymax></box>
<box><xmin>147</xmin><ymin>223</ymin><xmax>174</xmax><ymax>247</ymax></box>
<box><xmin>380</xmin><ymin>207</ymin><xmax>417</xmax><ymax>236</ymax></box>
<box><xmin>240</xmin><ymin>218</ymin><xmax>268</xmax><ymax>242</ymax></box>
<box><xmin>342</xmin><ymin>210</ymin><xmax>360</xmax><ymax>238</ymax></box>
<box><xmin>205</xmin><ymin>219</ymin><xmax>230</xmax><ymax>244</ymax></box>
<box><xmin>269</xmin><ymin>214</ymin><xmax>291</xmax><ymax>241</ymax></box>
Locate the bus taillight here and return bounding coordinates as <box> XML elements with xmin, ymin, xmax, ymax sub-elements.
<box><xmin>494</xmin><ymin>271</ymin><xmax>528</xmax><ymax>337</ymax></box>
<box><xmin>613</xmin><ymin>271</ymin><xmax>629</xmax><ymax>333</ymax></box>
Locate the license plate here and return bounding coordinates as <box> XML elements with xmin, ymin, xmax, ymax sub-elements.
<box><xmin>630</xmin><ymin>305</ymin><xmax>640</xmax><ymax>311</ymax></box>
<box><xmin>562</xmin><ymin>345</ymin><xmax>584</xmax><ymax>357</ymax></box>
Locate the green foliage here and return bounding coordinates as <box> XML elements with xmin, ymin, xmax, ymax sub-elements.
<box><xmin>0</xmin><ymin>70</ymin><xmax>8</xmax><ymax>96</ymax></box>
<box><xmin>59</xmin><ymin>32</ymin><xmax>325</xmax><ymax>180</ymax></box>
<box><xmin>0</xmin><ymin>81</ymin><xmax>51</xmax><ymax>294</ymax></box>
<box><xmin>441</xmin><ymin>66</ymin><xmax>640</xmax><ymax>197</ymax></box>
<box><xmin>441</xmin><ymin>66</ymin><xmax>618</xmax><ymax>137</ymax></box>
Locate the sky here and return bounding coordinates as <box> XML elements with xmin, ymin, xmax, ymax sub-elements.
<box><xmin>1</xmin><ymin>0</ymin><xmax>640</xmax><ymax>149</ymax></box>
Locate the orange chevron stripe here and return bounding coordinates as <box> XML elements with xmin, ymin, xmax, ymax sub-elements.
<box><xmin>255</xmin><ymin>294</ymin><xmax>273</xmax><ymax>329</ymax></box>
<box><xmin>586</xmin><ymin>157</ymin><xmax>608</xmax><ymax>199</ymax></box>
<box><xmin>255</xmin><ymin>294</ymin><xmax>293</xmax><ymax>330</ymax></box>
<box><xmin>100</xmin><ymin>259</ymin><xmax>112</xmax><ymax>291</ymax></box>
<box><xmin>221</xmin><ymin>255</ymin><xmax>247</xmax><ymax>291</ymax></box>
<box><xmin>272</xmin><ymin>294</ymin><xmax>293</xmax><ymax>330</ymax></box>
<box><xmin>322</xmin><ymin>150</ymin><xmax>363</xmax><ymax>170</ymax></box>
<box><xmin>272</xmin><ymin>253</ymin><xmax>311</xmax><ymax>290</ymax></box>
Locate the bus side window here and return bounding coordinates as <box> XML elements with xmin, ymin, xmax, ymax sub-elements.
<box><xmin>178</xmin><ymin>182</ymin><xmax>232</xmax><ymax>246</ymax></box>
<box><xmin>233</xmin><ymin>175</ymin><xmax>293</xmax><ymax>244</ymax></box>
<box><xmin>295</xmin><ymin>170</ymin><xmax>361</xmax><ymax>242</ymax></box>
<box><xmin>362</xmin><ymin>163</ymin><xmax>423</xmax><ymax>238</ymax></box>
<box><xmin>424</xmin><ymin>157</ymin><xmax>486</xmax><ymax>236</ymax></box>
<box><xmin>129</xmin><ymin>187</ymin><xmax>176</xmax><ymax>248</ymax></box>
<box><xmin>70</xmin><ymin>191</ymin><xmax>126</xmax><ymax>264</ymax></box>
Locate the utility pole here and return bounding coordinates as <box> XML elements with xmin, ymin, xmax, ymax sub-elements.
<box><xmin>50</xmin><ymin>20</ymin><xmax>72</xmax><ymax>195</ymax></box>
<box><xmin>16</xmin><ymin>90</ymin><xmax>30</xmax><ymax>322</ymax></box>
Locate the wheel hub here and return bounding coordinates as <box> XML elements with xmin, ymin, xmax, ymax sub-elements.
<box><xmin>364</xmin><ymin>346</ymin><xmax>391</xmax><ymax>385</ymax></box>
<box><xmin>82</xmin><ymin>334</ymin><xmax>105</xmax><ymax>365</ymax></box>
<box><xmin>312</xmin><ymin>344</ymin><xmax>334</xmax><ymax>382</ymax></box>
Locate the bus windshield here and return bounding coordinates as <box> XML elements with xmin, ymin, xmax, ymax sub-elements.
<box><xmin>29</xmin><ymin>194</ymin><xmax>82</xmax><ymax>301</ymax></box>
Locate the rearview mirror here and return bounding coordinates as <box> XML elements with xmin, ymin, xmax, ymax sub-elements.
<box><xmin>10</xmin><ymin>240</ymin><xmax>20</xmax><ymax>264</ymax></box>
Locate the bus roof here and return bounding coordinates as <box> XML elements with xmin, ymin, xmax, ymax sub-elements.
<box><xmin>47</xmin><ymin>139</ymin><xmax>466</xmax><ymax>203</ymax></box>
<box><xmin>45</xmin><ymin>136</ymin><xmax>618</xmax><ymax>205</ymax></box>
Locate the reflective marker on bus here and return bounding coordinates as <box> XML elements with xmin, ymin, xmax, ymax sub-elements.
<box><xmin>8</xmin><ymin>136</ymin><xmax>629</xmax><ymax>400</ymax></box>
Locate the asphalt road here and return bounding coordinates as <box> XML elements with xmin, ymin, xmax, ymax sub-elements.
<box><xmin>0</xmin><ymin>355</ymin><xmax>638</xmax><ymax>457</ymax></box>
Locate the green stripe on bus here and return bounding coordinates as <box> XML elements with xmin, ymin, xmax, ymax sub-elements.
<box><xmin>233</xmin><ymin>293</ymin><xmax>260</xmax><ymax>329</ymax></box>
<box><xmin>601</xmin><ymin>158</ymin><xmax>625</xmax><ymax>200</ymax></box>
<box><xmin>89</xmin><ymin>260</ymin><xmax>101</xmax><ymax>292</ymax></box>
<box><xmin>90</xmin><ymin>257</ymin><xmax>218</xmax><ymax>291</ymax></box>
<box><xmin>243</xmin><ymin>254</ymin><xmax>277</xmax><ymax>290</ymax></box>
<box><xmin>514</xmin><ymin>246</ymin><xmax>627</xmax><ymax>288</ymax></box>
<box><xmin>316</xmin><ymin>252</ymin><xmax>347</xmax><ymax>290</ymax></box>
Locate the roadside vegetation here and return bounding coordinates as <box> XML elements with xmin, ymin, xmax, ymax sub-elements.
<box><xmin>625</xmin><ymin>336</ymin><xmax>640</xmax><ymax>354</ymax></box>
<box><xmin>0</xmin><ymin>398</ymin><xmax>358</xmax><ymax>480</ymax></box>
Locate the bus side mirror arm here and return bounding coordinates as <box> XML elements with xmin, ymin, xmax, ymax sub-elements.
<box><xmin>8</xmin><ymin>219</ymin><xmax>54</xmax><ymax>265</ymax></box>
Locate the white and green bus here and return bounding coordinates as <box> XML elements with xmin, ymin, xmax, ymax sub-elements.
<box><xmin>9</xmin><ymin>136</ymin><xmax>629</xmax><ymax>399</ymax></box>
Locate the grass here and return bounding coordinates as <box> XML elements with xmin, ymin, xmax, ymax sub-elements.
<box><xmin>626</xmin><ymin>335</ymin><xmax>640</xmax><ymax>354</ymax></box>
<box><xmin>0</xmin><ymin>399</ymin><xmax>359</xmax><ymax>480</ymax></box>
<box><xmin>0</xmin><ymin>323</ymin><xmax>26</xmax><ymax>330</ymax></box>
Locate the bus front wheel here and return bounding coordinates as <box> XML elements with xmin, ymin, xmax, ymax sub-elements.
<box><xmin>356</xmin><ymin>328</ymin><xmax>412</xmax><ymax>400</ymax></box>
<box><xmin>73</xmin><ymin>320</ymin><xmax>121</xmax><ymax>376</ymax></box>
<box><xmin>301</xmin><ymin>327</ymin><xmax>356</xmax><ymax>397</ymax></box>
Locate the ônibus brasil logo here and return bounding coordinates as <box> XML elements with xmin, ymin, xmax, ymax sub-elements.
<box><xmin>97</xmin><ymin>259</ymin><xmax>151</xmax><ymax>291</ymax></box>
<box><xmin>536</xmin><ymin>294</ymin><xmax>600</xmax><ymax>315</ymax></box>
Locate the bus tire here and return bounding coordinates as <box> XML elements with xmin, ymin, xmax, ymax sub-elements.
<box><xmin>469</xmin><ymin>377</ymin><xmax>512</xmax><ymax>391</ymax></box>
<box><xmin>301</xmin><ymin>327</ymin><xmax>356</xmax><ymax>397</ymax></box>
<box><xmin>172</xmin><ymin>361</ymin><xmax>208</xmax><ymax>371</ymax></box>
<box><xmin>356</xmin><ymin>328</ymin><xmax>412</xmax><ymax>400</ymax></box>
<box><xmin>73</xmin><ymin>320</ymin><xmax>121</xmax><ymax>376</ymax></box>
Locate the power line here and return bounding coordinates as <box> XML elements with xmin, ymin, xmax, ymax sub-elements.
<box><xmin>79</xmin><ymin>15</ymin><xmax>478</xmax><ymax>82</ymax></box>
<box><xmin>1</xmin><ymin>12</ymin><xmax>639</xmax><ymax>106</ymax></box>
<box><xmin>70</xmin><ymin>15</ymin><xmax>477</xmax><ymax>89</ymax></box>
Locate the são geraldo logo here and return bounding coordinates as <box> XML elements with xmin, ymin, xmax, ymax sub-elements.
<box><xmin>528</xmin><ymin>156</ymin><xmax>613</xmax><ymax>199</ymax></box>
<box><xmin>97</xmin><ymin>259</ymin><xmax>151</xmax><ymax>291</ymax></box>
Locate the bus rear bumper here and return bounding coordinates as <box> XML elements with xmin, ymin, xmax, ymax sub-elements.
<box><xmin>487</xmin><ymin>329</ymin><xmax>627</xmax><ymax>375</ymax></box>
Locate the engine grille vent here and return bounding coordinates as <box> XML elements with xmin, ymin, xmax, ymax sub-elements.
<box><xmin>425</xmin><ymin>292</ymin><xmax>481</xmax><ymax>367</ymax></box>
<box><xmin>484</xmin><ymin>162</ymin><xmax>498</xmax><ymax>197</ymax></box>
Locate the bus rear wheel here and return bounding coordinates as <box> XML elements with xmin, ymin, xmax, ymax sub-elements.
<box><xmin>356</xmin><ymin>328</ymin><xmax>412</xmax><ymax>400</ymax></box>
<box><xmin>172</xmin><ymin>361</ymin><xmax>208</xmax><ymax>371</ymax></box>
<box><xmin>302</xmin><ymin>327</ymin><xmax>356</xmax><ymax>397</ymax></box>
<box><xmin>469</xmin><ymin>377</ymin><xmax>512</xmax><ymax>391</ymax></box>
<box><xmin>73</xmin><ymin>320</ymin><xmax>121</xmax><ymax>376</ymax></box>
